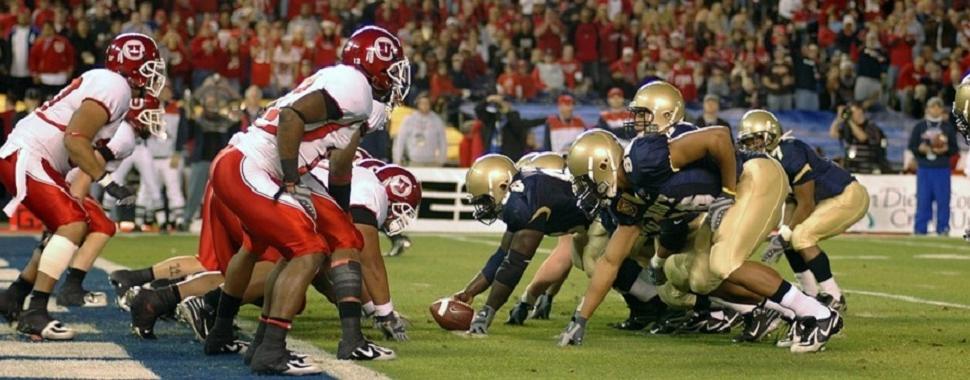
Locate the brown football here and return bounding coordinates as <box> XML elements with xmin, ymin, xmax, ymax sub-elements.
<box><xmin>931</xmin><ymin>134</ymin><xmax>947</xmax><ymax>149</ymax></box>
<box><xmin>429</xmin><ymin>298</ymin><xmax>474</xmax><ymax>331</ymax></box>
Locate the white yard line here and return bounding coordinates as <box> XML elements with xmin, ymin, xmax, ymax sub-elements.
<box><xmin>93</xmin><ymin>258</ymin><xmax>389</xmax><ymax>380</ymax></box>
<box><xmin>840</xmin><ymin>238</ymin><xmax>970</xmax><ymax>252</ymax></box>
<box><xmin>0</xmin><ymin>342</ymin><xmax>130</xmax><ymax>358</ymax></box>
<box><xmin>844</xmin><ymin>289</ymin><xmax>970</xmax><ymax>310</ymax></box>
<box><xmin>0</xmin><ymin>359</ymin><xmax>159</xmax><ymax>379</ymax></box>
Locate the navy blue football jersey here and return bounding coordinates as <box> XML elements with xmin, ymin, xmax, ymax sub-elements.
<box><xmin>502</xmin><ymin>170</ymin><xmax>591</xmax><ymax>235</ymax></box>
<box><xmin>775</xmin><ymin>139</ymin><xmax>854</xmax><ymax>202</ymax></box>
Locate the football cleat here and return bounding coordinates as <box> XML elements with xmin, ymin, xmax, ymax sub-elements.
<box><xmin>506</xmin><ymin>301</ymin><xmax>532</xmax><ymax>325</ymax></box>
<box><xmin>609</xmin><ymin>314</ymin><xmax>654</xmax><ymax>331</ymax></box>
<box><xmin>376</xmin><ymin>312</ymin><xmax>409</xmax><ymax>341</ymax></box>
<box><xmin>467</xmin><ymin>305</ymin><xmax>495</xmax><ymax>335</ymax></box>
<box><xmin>776</xmin><ymin>320</ymin><xmax>797</xmax><ymax>348</ymax></box>
<box><xmin>557</xmin><ymin>315</ymin><xmax>586</xmax><ymax>347</ymax></box>
<box><xmin>337</xmin><ymin>340</ymin><xmax>397</xmax><ymax>361</ymax></box>
<box><xmin>55</xmin><ymin>287</ymin><xmax>108</xmax><ymax>308</ymax></box>
<box><xmin>700</xmin><ymin>309</ymin><xmax>742</xmax><ymax>334</ymax></box>
<box><xmin>648</xmin><ymin>311</ymin><xmax>693</xmax><ymax>334</ymax></box>
<box><xmin>531</xmin><ymin>294</ymin><xmax>553</xmax><ymax>320</ymax></box>
<box><xmin>733</xmin><ymin>307</ymin><xmax>783</xmax><ymax>343</ymax></box>
<box><xmin>386</xmin><ymin>234</ymin><xmax>411</xmax><ymax>257</ymax></box>
<box><xmin>129</xmin><ymin>288</ymin><xmax>174</xmax><ymax>339</ymax></box>
<box><xmin>790</xmin><ymin>310</ymin><xmax>843</xmax><ymax>353</ymax></box>
<box><xmin>16</xmin><ymin>309</ymin><xmax>75</xmax><ymax>341</ymax></box>
<box><xmin>108</xmin><ymin>270</ymin><xmax>145</xmax><ymax>308</ymax></box>
<box><xmin>207</xmin><ymin>338</ymin><xmax>250</xmax><ymax>355</ymax></box>
<box><xmin>176</xmin><ymin>296</ymin><xmax>215</xmax><ymax>341</ymax></box>
<box><xmin>250</xmin><ymin>345</ymin><xmax>321</xmax><ymax>375</ymax></box>
<box><xmin>816</xmin><ymin>293</ymin><xmax>847</xmax><ymax>313</ymax></box>
<box><xmin>0</xmin><ymin>289</ymin><xmax>23</xmax><ymax>323</ymax></box>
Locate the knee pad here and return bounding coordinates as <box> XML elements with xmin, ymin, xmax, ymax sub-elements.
<box><xmin>480</xmin><ymin>248</ymin><xmax>506</xmax><ymax>283</ymax></box>
<box><xmin>38</xmin><ymin>235</ymin><xmax>79</xmax><ymax>279</ymax></box>
<box><xmin>611</xmin><ymin>259</ymin><xmax>642</xmax><ymax>293</ymax></box>
<box><xmin>494</xmin><ymin>249</ymin><xmax>531</xmax><ymax>288</ymax></box>
<box><xmin>329</xmin><ymin>261</ymin><xmax>362</xmax><ymax>301</ymax></box>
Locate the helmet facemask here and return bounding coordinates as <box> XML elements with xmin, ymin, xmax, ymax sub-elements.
<box><xmin>469</xmin><ymin>193</ymin><xmax>502</xmax><ymax>225</ymax></box>
<box><xmin>136</xmin><ymin>107</ymin><xmax>165</xmax><ymax>139</ymax></box>
<box><xmin>387</xmin><ymin>58</ymin><xmax>411</xmax><ymax>108</ymax></box>
<box><xmin>739</xmin><ymin>132</ymin><xmax>771</xmax><ymax>153</ymax></box>
<box><xmin>140</xmin><ymin>58</ymin><xmax>167</xmax><ymax>98</ymax></box>
<box><xmin>384</xmin><ymin>202</ymin><xmax>417</xmax><ymax>236</ymax></box>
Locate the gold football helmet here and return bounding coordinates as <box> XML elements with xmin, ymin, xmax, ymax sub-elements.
<box><xmin>737</xmin><ymin>109</ymin><xmax>783</xmax><ymax>153</ymax></box>
<box><xmin>465</xmin><ymin>154</ymin><xmax>517</xmax><ymax>224</ymax></box>
<box><xmin>953</xmin><ymin>76</ymin><xmax>970</xmax><ymax>143</ymax></box>
<box><xmin>626</xmin><ymin>81</ymin><xmax>685</xmax><ymax>135</ymax></box>
<box><xmin>566</xmin><ymin>130</ymin><xmax>624</xmax><ymax>217</ymax></box>
<box><xmin>518</xmin><ymin>151</ymin><xmax>566</xmax><ymax>172</ymax></box>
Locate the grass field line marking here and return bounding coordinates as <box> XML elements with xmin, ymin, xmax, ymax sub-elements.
<box><xmin>0</xmin><ymin>258</ymin><xmax>9</xmax><ymax>267</ymax></box>
<box><xmin>844</xmin><ymin>289</ymin><xmax>970</xmax><ymax>310</ymax></box>
<box><xmin>432</xmin><ymin>235</ymin><xmax>553</xmax><ymax>255</ymax></box>
<box><xmin>841</xmin><ymin>238</ymin><xmax>970</xmax><ymax>252</ymax></box>
<box><xmin>93</xmin><ymin>258</ymin><xmax>389</xmax><ymax>380</ymax></box>
<box><xmin>0</xmin><ymin>359</ymin><xmax>159</xmax><ymax>379</ymax></box>
<box><xmin>0</xmin><ymin>342</ymin><xmax>130</xmax><ymax>358</ymax></box>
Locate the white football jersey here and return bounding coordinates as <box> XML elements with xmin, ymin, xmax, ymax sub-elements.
<box><xmin>66</xmin><ymin>121</ymin><xmax>137</xmax><ymax>182</ymax></box>
<box><xmin>305</xmin><ymin>165</ymin><xmax>389</xmax><ymax>226</ymax></box>
<box><xmin>233</xmin><ymin>65</ymin><xmax>373</xmax><ymax>179</ymax></box>
<box><xmin>0</xmin><ymin>69</ymin><xmax>131</xmax><ymax>174</ymax></box>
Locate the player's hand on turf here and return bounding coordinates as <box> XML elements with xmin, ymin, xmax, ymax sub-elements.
<box><xmin>276</xmin><ymin>183</ymin><xmax>317</xmax><ymax>220</ymax></box>
<box><xmin>378</xmin><ymin>312</ymin><xmax>409</xmax><ymax>342</ymax></box>
<box><xmin>558</xmin><ymin>313</ymin><xmax>587</xmax><ymax>347</ymax></box>
<box><xmin>708</xmin><ymin>195</ymin><xmax>735</xmax><ymax>231</ymax></box>
<box><xmin>762</xmin><ymin>234</ymin><xmax>787</xmax><ymax>263</ymax></box>
<box><xmin>105</xmin><ymin>182</ymin><xmax>136</xmax><ymax>206</ymax></box>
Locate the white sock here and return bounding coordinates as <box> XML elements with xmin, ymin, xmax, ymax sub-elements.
<box><xmin>521</xmin><ymin>292</ymin><xmax>538</xmax><ymax>305</ymax></box>
<box><xmin>375</xmin><ymin>301</ymin><xmax>394</xmax><ymax>317</ymax></box>
<box><xmin>819</xmin><ymin>278</ymin><xmax>842</xmax><ymax>299</ymax></box>
<box><xmin>629</xmin><ymin>272</ymin><xmax>659</xmax><ymax>302</ymax></box>
<box><xmin>794</xmin><ymin>271</ymin><xmax>819</xmax><ymax>297</ymax></box>
<box><xmin>711</xmin><ymin>297</ymin><xmax>756</xmax><ymax>314</ymax></box>
<box><xmin>779</xmin><ymin>284</ymin><xmax>831</xmax><ymax>320</ymax></box>
<box><xmin>764</xmin><ymin>300</ymin><xmax>796</xmax><ymax>320</ymax></box>
<box><xmin>709</xmin><ymin>310</ymin><xmax>725</xmax><ymax>320</ymax></box>
<box><xmin>362</xmin><ymin>301</ymin><xmax>376</xmax><ymax>316</ymax></box>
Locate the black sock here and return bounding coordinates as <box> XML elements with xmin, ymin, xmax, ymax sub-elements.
<box><xmin>784</xmin><ymin>248</ymin><xmax>807</xmax><ymax>272</ymax></box>
<box><xmin>216</xmin><ymin>293</ymin><xmax>242</xmax><ymax>319</ymax></box>
<box><xmin>612</xmin><ymin>259</ymin><xmax>642</xmax><ymax>293</ymax></box>
<box><xmin>806</xmin><ymin>252</ymin><xmax>834</xmax><ymax>282</ymax></box>
<box><xmin>769</xmin><ymin>281</ymin><xmax>793</xmax><ymax>304</ymax></box>
<box><xmin>338</xmin><ymin>301</ymin><xmax>364</xmax><ymax>345</ymax></box>
<box><xmin>156</xmin><ymin>285</ymin><xmax>181</xmax><ymax>308</ymax></box>
<box><xmin>260</xmin><ymin>321</ymin><xmax>289</xmax><ymax>351</ymax></box>
<box><xmin>694</xmin><ymin>295</ymin><xmax>711</xmax><ymax>312</ymax></box>
<box><xmin>9</xmin><ymin>276</ymin><xmax>33</xmax><ymax>303</ymax></box>
<box><xmin>130</xmin><ymin>268</ymin><xmax>155</xmax><ymax>284</ymax></box>
<box><xmin>64</xmin><ymin>268</ymin><xmax>87</xmax><ymax>289</ymax></box>
<box><xmin>28</xmin><ymin>290</ymin><xmax>50</xmax><ymax>311</ymax></box>
<box><xmin>202</xmin><ymin>287</ymin><xmax>222</xmax><ymax>309</ymax></box>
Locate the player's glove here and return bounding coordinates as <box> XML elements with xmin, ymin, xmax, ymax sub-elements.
<box><xmin>558</xmin><ymin>313</ymin><xmax>587</xmax><ymax>347</ymax></box>
<box><xmin>467</xmin><ymin>305</ymin><xmax>495</xmax><ymax>335</ymax></box>
<box><xmin>98</xmin><ymin>173</ymin><xmax>135</xmax><ymax>205</ymax></box>
<box><xmin>275</xmin><ymin>183</ymin><xmax>317</xmax><ymax>221</ymax></box>
<box><xmin>708</xmin><ymin>193</ymin><xmax>735</xmax><ymax>231</ymax></box>
<box><xmin>762</xmin><ymin>225</ymin><xmax>792</xmax><ymax>263</ymax></box>
<box><xmin>647</xmin><ymin>255</ymin><xmax>667</xmax><ymax>285</ymax></box>
<box><xmin>376</xmin><ymin>312</ymin><xmax>409</xmax><ymax>342</ymax></box>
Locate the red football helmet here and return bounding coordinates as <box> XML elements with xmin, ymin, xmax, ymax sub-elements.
<box><xmin>127</xmin><ymin>96</ymin><xmax>164</xmax><ymax>138</ymax></box>
<box><xmin>374</xmin><ymin>164</ymin><xmax>421</xmax><ymax>236</ymax></box>
<box><xmin>105</xmin><ymin>33</ymin><xmax>166</xmax><ymax>98</ymax></box>
<box><xmin>356</xmin><ymin>158</ymin><xmax>387</xmax><ymax>172</ymax></box>
<box><xmin>341</xmin><ymin>26</ymin><xmax>410</xmax><ymax>105</ymax></box>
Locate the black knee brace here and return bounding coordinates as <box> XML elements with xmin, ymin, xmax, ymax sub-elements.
<box><xmin>659</xmin><ymin>216</ymin><xmax>691</xmax><ymax>252</ymax></box>
<box><xmin>329</xmin><ymin>261</ymin><xmax>363</xmax><ymax>301</ymax></box>
<box><xmin>481</xmin><ymin>248</ymin><xmax>507</xmax><ymax>283</ymax></box>
<box><xmin>493</xmin><ymin>250</ymin><xmax>530</xmax><ymax>288</ymax></box>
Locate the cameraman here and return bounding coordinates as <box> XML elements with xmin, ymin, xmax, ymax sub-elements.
<box><xmin>829</xmin><ymin>102</ymin><xmax>890</xmax><ymax>173</ymax></box>
<box><xmin>474</xmin><ymin>94</ymin><xmax>546</xmax><ymax>161</ymax></box>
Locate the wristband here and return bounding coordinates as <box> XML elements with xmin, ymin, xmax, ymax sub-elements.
<box><xmin>97</xmin><ymin>172</ymin><xmax>113</xmax><ymax>187</ymax></box>
<box><xmin>721</xmin><ymin>187</ymin><xmax>736</xmax><ymax>197</ymax></box>
<box><xmin>329</xmin><ymin>182</ymin><xmax>351</xmax><ymax>210</ymax></box>
<box><xmin>778</xmin><ymin>225</ymin><xmax>793</xmax><ymax>241</ymax></box>
<box><xmin>280</xmin><ymin>158</ymin><xmax>300</xmax><ymax>184</ymax></box>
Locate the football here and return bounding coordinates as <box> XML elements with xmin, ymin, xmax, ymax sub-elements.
<box><xmin>931</xmin><ymin>133</ymin><xmax>948</xmax><ymax>149</ymax></box>
<box><xmin>429</xmin><ymin>298</ymin><xmax>474</xmax><ymax>331</ymax></box>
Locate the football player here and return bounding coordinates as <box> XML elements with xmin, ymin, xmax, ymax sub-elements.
<box><xmin>144</xmin><ymin>82</ymin><xmax>186</xmax><ymax>230</ymax></box>
<box><xmin>0</xmin><ymin>33</ymin><xmax>164</xmax><ymax>341</ymax></box>
<box><xmin>201</xmin><ymin>25</ymin><xmax>409</xmax><ymax>376</ymax></box>
<box><xmin>739</xmin><ymin>110</ymin><xmax>869</xmax><ymax>312</ymax></box>
<box><xmin>559</xmin><ymin>81</ymin><xmax>841</xmax><ymax>354</ymax></box>
<box><xmin>949</xmin><ymin>76</ymin><xmax>970</xmax><ymax>242</ymax></box>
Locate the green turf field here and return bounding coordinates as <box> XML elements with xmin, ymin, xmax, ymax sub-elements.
<box><xmin>100</xmin><ymin>234</ymin><xmax>970</xmax><ymax>379</ymax></box>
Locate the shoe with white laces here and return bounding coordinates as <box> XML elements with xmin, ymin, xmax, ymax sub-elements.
<box><xmin>790</xmin><ymin>310</ymin><xmax>843</xmax><ymax>354</ymax></box>
<box><xmin>16</xmin><ymin>309</ymin><xmax>75</xmax><ymax>341</ymax></box>
<box><xmin>338</xmin><ymin>340</ymin><xmax>397</xmax><ymax>361</ymax></box>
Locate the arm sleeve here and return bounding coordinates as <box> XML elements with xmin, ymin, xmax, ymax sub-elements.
<box><xmin>104</xmin><ymin>123</ymin><xmax>136</xmax><ymax>169</ymax></box>
<box><xmin>908</xmin><ymin>122</ymin><xmax>923</xmax><ymax>156</ymax></box>
<box><xmin>350</xmin><ymin>206</ymin><xmax>379</xmax><ymax>228</ymax></box>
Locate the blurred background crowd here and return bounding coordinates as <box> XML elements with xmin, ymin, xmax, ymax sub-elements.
<box><xmin>0</xmin><ymin>0</ymin><xmax>968</xmax><ymax>233</ymax></box>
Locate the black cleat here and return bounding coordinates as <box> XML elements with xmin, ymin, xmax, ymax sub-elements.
<box><xmin>531</xmin><ymin>294</ymin><xmax>553</xmax><ymax>320</ymax></box>
<box><xmin>176</xmin><ymin>296</ymin><xmax>214</xmax><ymax>341</ymax></box>
<box><xmin>816</xmin><ymin>293</ymin><xmax>847</xmax><ymax>313</ymax></box>
<box><xmin>506</xmin><ymin>301</ymin><xmax>532</xmax><ymax>325</ymax></box>
<box><xmin>733</xmin><ymin>307</ymin><xmax>783</xmax><ymax>343</ymax></box>
<box><xmin>0</xmin><ymin>290</ymin><xmax>23</xmax><ymax>323</ymax></box>
<box><xmin>204</xmin><ymin>325</ymin><xmax>239</xmax><ymax>355</ymax></box>
<box><xmin>129</xmin><ymin>288</ymin><xmax>173</xmax><ymax>339</ymax></box>
<box><xmin>108</xmin><ymin>270</ymin><xmax>145</xmax><ymax>308</ymax></box>
<box><xmin>16</xmin><ymin>308</ymin><xmax>75</xmax><ymax>341</ymax></box>
<box><xmin>791</xmin><ymin>310</ymin><xmax>843</xmax><ymax>353</ymax></box>
<box><xmin>700</xmin><ymin>309</ymin><xmax>742</xmax><ymax>334</ymax></box>
<box><xmin>609</xmin><ymin>314</ymin><xmax>654</xmax><ymax>331</ymax></box>
<box><xmin>776</xmin><ymin>319</ymin><xmax>797</xmax><ymax>348</ymax></box>
<box><xmin>337</xmin><ymin>340</ymin><xmax>396</xmax><ymax>361</ymax></box>
<box><xmin>250</xmin><ymin>344</ymin><xmax>321</xmax><ymax>375</ymax></box>
<box><xmin>55</xmin><ymin>286</ymin><xmax>108</xmax><ymax>308</ymax></box>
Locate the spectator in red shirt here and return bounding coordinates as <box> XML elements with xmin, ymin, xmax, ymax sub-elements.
<box><xmin>896</xmin><ymin>56</ymin><xmax>926</xmax><ymax>115</ymax></box>
<box><xmin>159</xmin><ymin>30</ymin><xmax>191</xmax><ymax>95</ymax></box>
<box><xmin>190</xmin><ymin>26</ymin><xmax>225</xmax><ymax>88</ymax></box>
<box><xmin>544</xmin><ymin>94</ymin><xmax>586</xmax><ymax>152</ymax></box>
<box><xmin>559</xmin><ymin>45</ymin><xmax>582</xmax><ymax>90</ymax></box>
<box><xmin>610</xmin><ymin>47</ymin><xmax>639</xmax><ymax>95</ymax></box>
<box><xmin>534</xmin><ymin>8</ymin><xmax>563</xmax><ymax>58</ymax></box>
<box><xmin>220</xmin><ymin>39</ymin><xmax>245</xmax><ymax>92</ymax></box>
<box><xmin>249</xmin><ymin>38</ymin><xmax>273</xmax><ymax>93</ymax></box>
<box><xmin>573</xmin><ymin>7</ymin><xmax>599</xmax><ymax>65</ymax></box>
<box><xmin>430</xmin><ymin>64</ymin><xmax>459</xmax><ymax>102</ymax></box>
<box><xmin>28</xmin><ymin>22</ymin><xmax>74</xmax><ymax>98</ymax></box>
<box><xmin>312</xmin><ymin>20</ymin><xmax>341</xmax><ymax>69</ymax></box>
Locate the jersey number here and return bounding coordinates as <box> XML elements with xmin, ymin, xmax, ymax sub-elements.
<box><xmin>39</xmin><ymin>77</ymin><xmax>83</xmax><ymax>112</ymax></box>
